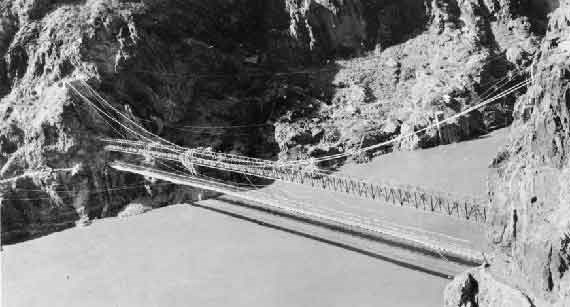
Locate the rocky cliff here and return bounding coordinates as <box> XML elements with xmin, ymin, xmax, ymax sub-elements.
<box><xmin>273</xmin><ymin>0</ymin><xmax>541</xmax><ymax>160</ymax></box>
<box><xmin>444</xmin><ymin>1</ymin><xmax>570</xmax><ymax>306</ymax></box>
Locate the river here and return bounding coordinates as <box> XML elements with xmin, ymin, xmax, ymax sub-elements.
<box><xmin>2</xmin><ymin>204</ymin><xmax>447</xmax><ymax>307</ymax></box>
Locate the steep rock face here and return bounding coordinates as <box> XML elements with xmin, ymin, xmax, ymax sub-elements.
<box><xmin>361</xmin><ymin>0</ymin><xmax>430</xmax><ymax>50</ymax></box>
<box><xmin>0</xmin><ymin>7</ymin><xmax>16</xmax><ymax>97</ymax></box>
<box><xmin>286</xmin><ymin>0</ymin><xmax>366</xmax><ymax>59</ymax></box>
<box><xmin>0</xmin><ymin>0</ymin><xmax>550</xmax><ymax>244</ymax></box>
<box><xmin>275</xmin><ymin>0</ymin><xmax>540</xmax><ymax>159</ymax></box>
<box><xmin>445</xmin><ymin>1</ymin><xmax>570</xmax><ymax>306</ymax></box>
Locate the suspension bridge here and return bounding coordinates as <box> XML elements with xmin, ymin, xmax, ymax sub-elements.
<box><xmin>60</xmin><ymin>59</ymin><xmax>530</xmax><ymax>273</ymax></box>
<box><xmin>103</xmin><ymin>138</ymin><xmax>488</xmax><ymax>223</ymax></box>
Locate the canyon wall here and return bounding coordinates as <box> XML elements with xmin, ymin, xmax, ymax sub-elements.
<box><xmin>444</xmin><ymin>1</ymin><xmax>570</xmax><ymax>306</ymax></box>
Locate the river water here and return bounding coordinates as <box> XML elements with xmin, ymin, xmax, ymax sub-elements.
<box><xmin>341</xmin><ymin>128</ymin><xmax>509</xmax><ymax>196</ymax></box>
<box><xmin>2</xmin><ymin>205</ymin><xmax>447</xmax><ymax>307</ymax></box>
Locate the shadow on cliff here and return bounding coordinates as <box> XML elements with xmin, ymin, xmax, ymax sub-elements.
<box><xmin>361</xmin><ymin>0</ymin><xmax>431</xmax><ymax>50</ymax></box>
<box><xmin>190</xmin><ymin>60</ymin><xmax>343</xmax><ymax>187</ymax></box>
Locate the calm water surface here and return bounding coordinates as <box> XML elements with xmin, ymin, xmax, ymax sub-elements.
<box><xmin>3</xmin><ymin>205</ymin><xmax>447</xmax><ymax>307</ymax></box>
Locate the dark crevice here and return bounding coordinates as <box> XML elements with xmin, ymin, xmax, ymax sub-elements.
<box><xmin>361</xmin><ymin>0</ymin><xmax>430</xmax><ymax>50</ymax></box>
<box><xmin>511</xmin><ymin>0</ymin><xmax>559</xmax><ymax>35</ymax></box>
<box><xmin>522</xmin><ymin>292</ymin><xmax>537</xmax><ymax>307</ymax></box>
<box><xmin>547</xmin><ymin>245</ymin><xmax>554</xmax><ymax>291</ymax></box>
<box><xmin>512</xmin><ymin>208</ymin><xmax>518</xmax><ymax>240</ymax></box>
<box><xmin>559</xmin><ymin>233</ymin><xmax>570</xmax><ymax>278</ymax></box>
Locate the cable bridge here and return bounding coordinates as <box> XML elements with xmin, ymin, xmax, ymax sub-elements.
<box><xmin>103</xmin><ymin>138</ymin><xmax>488</xmax><ymax>224</ymax></box>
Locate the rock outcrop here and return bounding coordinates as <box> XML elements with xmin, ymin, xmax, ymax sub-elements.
<box><xmin>445</xmin><ymin>268</ymin><xmax>535</xmax><ymax>307</ymax></box>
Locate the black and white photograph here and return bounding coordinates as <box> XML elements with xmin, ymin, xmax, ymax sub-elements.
<box><xmin>1</xmin><ymin>0</ymin><xmax>569</xmax><ymax>306</ymax></box>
